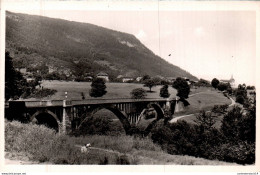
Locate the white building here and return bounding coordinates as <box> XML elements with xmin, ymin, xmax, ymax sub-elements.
<box><xmin>97</xmin><ymin>72</ymin><xmax>109</xmax><ymax>82</ymax></box>
<box><xmin>122</xmin><ymin>77</ymin><xmax>134</xmax><ymax>83</ymax></box>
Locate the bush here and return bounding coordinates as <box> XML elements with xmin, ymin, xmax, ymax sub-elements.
<box><xmin>75</xmin><ymin>116</ymin><xmax>114</xmax><ymax>136</ymax></box>
<box><xmin>25</xmin><ymin>88</ymin><xmax>57</xmax><ymax>98</ymax></box>
<box><xmin>150</xmin><ymin>104</ymin><xmax>255</xmax><ymax>164</ymax></box>
<box><xmin>211</xmin><ymin>104</ymin><xmax>228</xmax><ymax>114</ymax></box>
<box><xmin>172</xmin><ymin>77</ymin><xmax>190</xmax><ymax>99</ymax></box>
<box><xmin>130</xmin><ymin>88</ymin><xmax>147</xmax><ymax>99</ymax></box>
<box><xmin>116</xmin><ymin>155</ymin><xmax>130</xmax><ymax>165</ymax></box>
<box><xmin>217</xmin><ymin>83</ymin><xmax>229</xmax><ymax>91</ymax></box>
<box><xmin>89</xmin><ymin>78</ymin><xmax>107</xmax><ymax>97</ymax></box>
<box><xmin>160</xmin><ymin>85</ymin><xmax>170</xmax><ymax>98</ymax></box>
<box><xmin>211</xmin><ymin>78</ymin><xmax>219</xmax><ymax>89</ymax></box>
<box><xmin>212</xmin><ymin>141</ymin><xmax>255</xmax><ymax>164</ymax></box>
<box><xmin>236</xmin><ymin>95</ymin><xmax>245</xmax><ymax>105</ymax></box>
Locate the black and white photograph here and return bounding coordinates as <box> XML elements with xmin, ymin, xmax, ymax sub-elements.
<box><xmin>0</xmin><ymin>0</ymin><xmax>259</xmax><ymax>173</ymax></box>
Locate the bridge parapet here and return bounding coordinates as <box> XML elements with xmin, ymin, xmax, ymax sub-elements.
<box><xmin>24</xmin><ymin>100</ymin><xmax>64</xmax><ymax>107</ymax></box>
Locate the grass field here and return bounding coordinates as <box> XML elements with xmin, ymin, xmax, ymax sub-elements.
<box><xmin>38</xmin><ymin>80</ymin><xmax>177</xmax><ymax>100</ymax></box>
<box><xmin>172</xmin><ymin>90</ymin><xmax>231</xmax><ymax>128</ymax></box>
<box><xmin>174</xmin><ymin>91</ymin><xmax>231</xmax><ymax>117</ymax></box>
<box><xmin>5</xmin><ymin>120</ymin><xmax>236</xmax><ymax>165</ymax></box>
<box><xmin>189</xmin><ymin>86</ymin><xmax>215</xmax><ymax>95</ymax></box>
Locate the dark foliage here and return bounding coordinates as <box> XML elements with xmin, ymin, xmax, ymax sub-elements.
<box><xmin>141</xmin><ymin>75</ymin><xmax>151</xmax><ymax>82</ymax></box>
<box><xmin>116</xmin><ymin>155</ymin><xmax>130</xmax><ymax>165</ymax></box>
<box><xmin>25</xmin><ymin>88</ymin><xmax>57</xmax><ymax>98</ymax></box>
<box><xmin>246</xmin><ymin>86</ymin><xmax>255</xmax><ymax>90</ymax></box>
<box><xmin>235</xmin><ymin>84</ymin><xmax>248</xmax><ymax>105</ymax></box>
<box><xmin>211</xmin><ymin>78</ymin><xmax>220</xmax><ymax>89</ymax></box>
<box><xmin>89</xmin><ymin>78</ymin><xmax>107</xmax><ymax>97</ymax></box>
<box><xmin>74</xmin><ymin>116</ymin><xmax>113</xmax><ymax>136</ymax></box>
<box><xmin>143</xmin><ymin>79</ymin><xmax>156</xmax><ymax>92</ymax></box>
<box><xmin>130</xmin><ymin>88</ymin><xmax>147</xmax><ymax>99</ymax></box>
<box><xmin>217</xmin><ymin>82</ymin><xmax>230</xmax><ymax>91</ymax></box>
<box><xmin>194</xmin><ymin>79</ymin><xmax>211</xmax><ymax>87</ymax></box>
<box><xmin>151</xmin><ymin>98</ymin><xmax>256</xmax><ymax>164</ymax></box>
<box><xmin>172</xmin><ymin>77</ymin><xmax>190</xmax><ymax>99</ymax></box>
<box><xmin>160</xmin><ymin>85</ymin><xmax>170</xmax><ymax>98</ymax></box>
<box><xmin>5</xmin><ymin>51</ymin><xmax>29</xmax><ymax>100</ymax></box>
<box><xmin>211</xmin><ymin>104</ymin><xmax>228</xmax><ymax>114</ymax></box>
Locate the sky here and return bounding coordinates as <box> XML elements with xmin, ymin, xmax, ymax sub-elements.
<box><xmin>4</xmin><ymin>4</ymin><xmax>257</xmax><ymax>86</ymax></box>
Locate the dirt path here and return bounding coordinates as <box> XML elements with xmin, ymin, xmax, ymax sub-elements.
<box><xmin>170</xmin><ymin>92</ymin><xmax>235</xmax><ymax>123</ymax></box>
<box><xmin>229</xmin><ymin>97</ymin><xmax>236</xmax><ymax>106</ymax></box>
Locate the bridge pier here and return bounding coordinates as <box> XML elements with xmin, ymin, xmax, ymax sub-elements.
<box><xmin>61</xmin><ymin>100</ymin><xmax>72</xmax><ymax>134</ymax></box>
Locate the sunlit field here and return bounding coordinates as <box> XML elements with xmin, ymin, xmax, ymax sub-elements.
<box><xmin>174</xmin><ymin>91</ymin><xmax>231</xmax><ymax>117</ymax></box>
<box><xmin>38</xmin><ymin>80</ymin><xmax>177</xmax><ymax>100</ymax></box>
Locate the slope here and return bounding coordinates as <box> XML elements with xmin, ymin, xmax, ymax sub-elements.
<box><xmin>6</xmin><ymin>11</ymin><xmax>198</xmax><ymax>80</ymax></box>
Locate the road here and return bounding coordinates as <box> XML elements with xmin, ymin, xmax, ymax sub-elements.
<box><xmin>169</xmin><ymin>93</ymin><xmax>236</xmax><ymax>123</ymax></box>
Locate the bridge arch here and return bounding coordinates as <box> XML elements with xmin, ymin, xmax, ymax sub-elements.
<box><xmin>139</xmin><ymin>103</ymin><xmax>165</xmax><ymax>137</ymax></box>
<box><xmin>77</xmin><ymin>106</ymin><xmax>131</xmax><ymax>134</ymax></box>
<box><xmin>149</xmin><ymin>103</ymin><xmax>165</xmax><ymax>120</ymax></box>
<box><xmin>30</xmin><ymin>110</ymin><xmax>61</xmax><ymax>131</ymax></box>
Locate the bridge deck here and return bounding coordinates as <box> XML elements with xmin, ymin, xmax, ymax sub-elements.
<box><xmin>6</xmin><ymin>98</ymin><xmax>175</xmax><ymax>108</ymax></box>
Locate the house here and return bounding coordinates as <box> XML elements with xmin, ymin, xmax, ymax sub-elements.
<box><xmin>85</xmin><ymin>76</ymin><xmax>93</xmax><ymax>82</ymax></box>
<box><xmin>122</xmin><ymin>77</ymin><xmax>134</xmax><ymax>83</ymax></box>
<box><xmin>97</xmin><ymin>72</ymin><xmax>109</xmax><ymax>82</ymax></box>
<box><xmin>136</xmin><ymin>77</ymin><xmax>142</xmax><ymax>82</ymax></box>
<box><xmin>166</xmin><ymin>77</ymin><xmax>176</xmax><ymax>83</ymax></box>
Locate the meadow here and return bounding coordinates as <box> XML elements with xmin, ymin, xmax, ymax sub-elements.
<box><xmin>39</xmin><ymin>80</ymin><xmax>177</xmax><ymax>100</ymax></box>
<box><xmin>5</xmin><ymin>120</ymin><xmax>236</xmax><ymax>165</ymax></box>
<box><xmin>174</xmin><ymin>90</ymin><xmax>231</xmax><ymax>117</ymax></box>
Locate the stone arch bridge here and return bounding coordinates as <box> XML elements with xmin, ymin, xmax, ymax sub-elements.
<box><xmin>6</xmin><ymin>98</ymin><xmax>178</xmax><ymax>135</ymax></box>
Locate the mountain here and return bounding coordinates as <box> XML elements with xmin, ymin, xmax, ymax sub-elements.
<box><xmin>6</xmin><ymin>11</ymin><xmax>198</xmax><ymax>81</ymax></box>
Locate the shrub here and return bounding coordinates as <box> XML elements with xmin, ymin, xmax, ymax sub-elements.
<box><xmin>130</xmin><ymin>88</ymin><xmax>147</xmax><ymax>99</ymax></box>
<box><xmin>211</xmin><ymin>104</ymin><xmax>228</xmax><ymax>114</ymax></box>
<box><xmin>211</xmin><ymin>78</ymin><xmax>219</xmax><ymax>89</ymax></box>
<box><xmin>236</xmin><ymin>95</ymin><xmax>245</xmax><ymax>104</ymax></box>
<box><xmin>172</xmin><ymin>77</ymin><xmax>190</xmax><ymax>99</ymax></box>
<box><xmin>26</xmin><ymin>88</ymin><xmax>57</xmax><ymax>98</ymax></box>
<box><xmin>75</xmin><ymin>116</ymin><xmax>113</xmax><ymax>136</ymax></box>
<box><xmin>217</xmin><ymin>83</ymin><xmax>229</xmax><ymax>91</ymax></box>
<box><xmin>160</xmin><ymin>85</ymin><xmax>170</xmax><ymax>98</ymax></box>
<box><xmin>116</xmin><ymin>155</ymin><xmax>130</xmax><ymax>165</ymax></box>
<box><xmin>150</xmin><ymin>104</ymin><xmax>255</xmax><ymax>164</ymax></box>
<box><xmin>89</xmin><ymin>78</ymin><xmax>107</xmax><ymax>97</ymax></box>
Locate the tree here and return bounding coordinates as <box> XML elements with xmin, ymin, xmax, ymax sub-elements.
<box><xmin>143</xmin><ymin>79</ymin><xmax>156</xmax><ymax>92</ymax></box>
<box><xmin>141</xmin><ymin>75</ymin><xmax>151</xmax><ymax>82</ymax></box>
<box><xmin>130</xmin><ymin>88</ymin><xmax>147</xmax><ymax>99</ymax></box>
<box><xmin>235</xmin><ymin>84</ymin><xmax>248</xmax><ymax>105</ymax></box>
<box><xmin>160</xmin><ymin>85</ymin><xmax>170</xmax><ymax>98</ymax></box>
<box><xmin>211</xmin><ymin>78</ymin><xmax>220</xmax><ymax>89</ymax></box>
<box><xmin>195</xmin><ymin>111</ymin><xmax>216</xmax><ymax>130</ymax></box>
<box><xmin>89</xmin><ymin>78</ymin><xmax>107</xmax><ymax>97</ymax></box>
<box><xmin>217</xmin><ymin>82</ymin><xmax>229</xmax><ymax>91</ymax></box>
<box><xmin>172</xmin><ymin>77</ymin><xmax>190</xmax><ymax>99</ymax></box>
<box><xmin>5</xmin><ymin>51</ymin><xmax>29</xmax><ymax>100</ymax></box>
